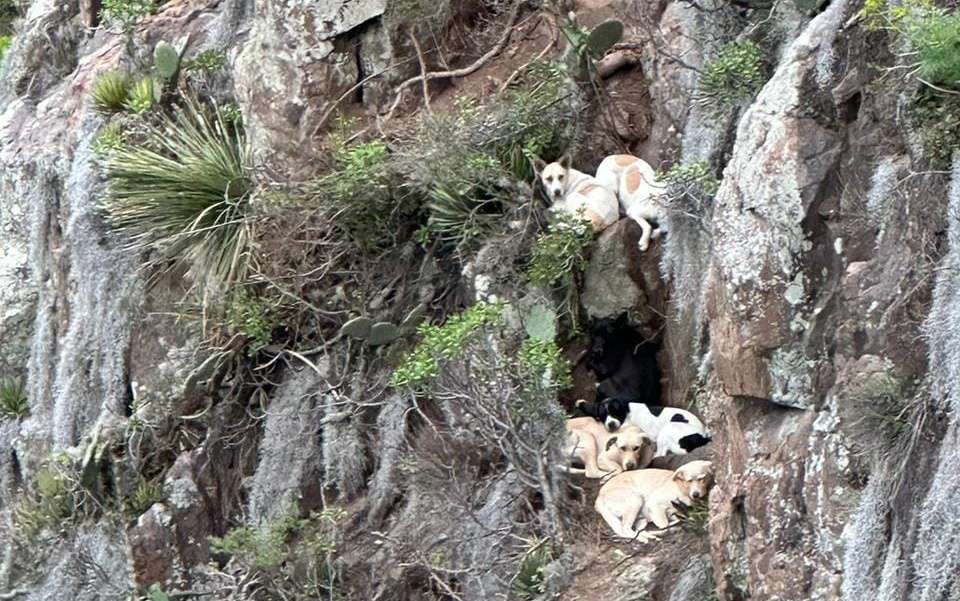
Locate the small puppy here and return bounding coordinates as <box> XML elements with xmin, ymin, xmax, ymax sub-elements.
<box><xmin>577</xmin><ymin>398</ymin><xmax>711</xmax><ymax>457</ymax></box>
<box><xmin>534</xmin><ymin>155</ymin><xmax>619</xmax><ymax>233</ymax></box>
<box><xmin>595</xmin><ymin>154</ymin><xmax>666</xmax><ymax>251</ymax></box>
<box><xmin>561</xmin><ymin>416</ymin><xmax>656</xmax><ymax>478</ymax></box>
<box><xmin>595</xmin><ymin>460</ymin><xmax>714</xmax><ymax>540</ymax></box>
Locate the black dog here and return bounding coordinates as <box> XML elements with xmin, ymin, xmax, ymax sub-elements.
<box><xmin>587</xmin><ymin>314</ymin><xmax>661</xmax><ymax>405</ymax></box>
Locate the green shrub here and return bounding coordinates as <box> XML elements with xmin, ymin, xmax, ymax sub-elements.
<box><xmin>910</xmin><ymin>86</ymin><xmax>960</xmax><ymax>167</ymax></box>
<box><xmin>211</xmin><ymin>511</ymin><xmax>299</xmax><ymax>570</ymax></box>
<box><xmin>848</xmin><ymin>369</ymin><xmax>914</xmax><ymax>450</ymax></box>
<box><xmin>659</xmin><ymin>160</ymin><xmax>720</xmax><ymax>223</ymax></box>
<box><xmin>124</xmin><ymin>76</ymin><xmax>158</xmax><ymax>114</ymax></box>
<box><xmin>91</xmin><ymin>70</ymin><xmax>132</xmax><ymax>113</ymax></box>
<box><xmin>518</xmin><ymin>338</ymin><xmax>572</xmax><ymax>392</ymax></box>
<box><xmin>91</xmin><ymin>121</ymin><xmax>125</xmax><ymax>158</ymax></box>
<box><xmin>311</xmin><ymin>139</ymin><xmax>400</xmax><ymax>252</ymax></box>
<box><xmin>662</xmin><ymin>161</ymin><xmax>721</xmax><ymax>197</ymax></box>
<box><xmin>100</xmin><ymin>0</ymin><xmax>155</xmax><ymax>30</ymax></box>
<box><xmin>220</xmin><ymin>102</ymin><xmax>242</xmax><ymax>125</ymax></box>
<box><xmin>525</xmin><ymin>211</ymin><xmax>593</xmax><ymax>289</ymax></box>
<box><xmin>0</xmin><ymin>377</ymin><xmax>27</xmax><ymax>420</ymax></box>
<box><xmin>0</xmin><ymin>35</ymin><xmax>10</xmax><ymax>63</ymax></box>
<box><xmin>123</xmin><ymin>478</ymin><xmax>165</xmax><ymax>517</ymax></box>
<box><xmin>390</xmin><ymin>301</ymin><xmax>503</xmax><ymax>388</ymax></box>
<box><xmin>210</xmin><ymin>506</ymin><xmax>344</xmax><ymax>596</ymax></box>
<box><xmin>697</xmin><ymin>40</ymin><xmax>765</xmax><ymax>111</ymax></box>
<box><xmin>13</xmin><ymin>466</ymin><xmax>76</xmax><ymax>540</ymax></box>
<box><xmin>184</xmin><ymin>48</ymin><xmax>226</xmax><ymax>73</ymax></box>
<box><xmin>226</xmin><ymin>288</ymin><xmax>277</xmax><ymax>354</ymax></box>
<box><xmin>861</xmin><ymin>0</ymin><xmax>960</xmax><ymax>89</ymax></box>
<box><xmin>100</xmin><ymin>98</ymin><xmax>253</xmax><ymax>288</ymax></box>
<box><xmin>678</xmin><ymin>498</ymin><xmax>710</xmax><ymax>536</ymax></box>
<box><xmin>513</xmin><ymin>538</ymin><xmax>556</xmax><ymax>600</ymax></box>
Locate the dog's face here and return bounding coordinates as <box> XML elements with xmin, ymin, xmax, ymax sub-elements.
<box><xmin>597</xmin><ymin>398</ymin><xmax>631</xmax><ymax>432</ymax></box>
<box><xmin>533</xmin><ymin>156</ymin><xmax>571</xmax><ymax>201</ymax></box>
<box><xmin>604</xmin><ymin>428</ymin><xmax>655</xmax><ymax>471</ymax></box>
<box><xmin>673</xmin><ymin>460</ymin><xmax>715</xmax><ymax>500</ymax></box>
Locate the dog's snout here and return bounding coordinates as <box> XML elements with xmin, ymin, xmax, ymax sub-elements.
<box><xmin>625</xmin><ymin>461</ymin><xmax>637</xmax><ymax>471</ymax></box>
<box><xmin>605</xmin><ymin>419</ymin><xmax>620</xmax><ymax>432</ymax></box>
<box><xmin>692</xmin><ymin>490</ymin><xmax>702</xmax><ymax>499</ymax></box>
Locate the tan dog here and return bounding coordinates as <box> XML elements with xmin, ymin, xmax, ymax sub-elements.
<box><xmin>594</xmin><ymin>460</ymin><xmax>714</xmax><ymax>540</ymax></box>
<box><xmin>594</xmin><ymin>154</ymin><xmax>666</xmax><ymax>252</ymax></box>
<box><xmin>561</xmin><ymin>417</ymin><xmax>656</xmax><ymax>478</ymax></box>
<box><xmin>534</xmin><ymin>156</ymin><xmax>620</xmax><ymax>233</ymax></box>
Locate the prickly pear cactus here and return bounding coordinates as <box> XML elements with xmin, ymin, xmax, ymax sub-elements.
<box><xmin>584</xmin><ymin>19</ymin><xmax>623</xmax><ymax>58</ymax></box>
<box><xmin>154</xmin><ymin>41</ymin><xmax>181</xmax><ymax>82</ymax></box>
<box><xmin>524</xmin><ymin>304</ymin><xmax>557</xmax><ymax>342</ymax></box>
<box><xmin>368</xmin><ymin>322</ymin><xmax>401</xmax><ymax>346</ymax></box>
<box><xmin>340</xmin><ymin>316</ymin><xmax>374</xmax><ymax>339</ymax></box>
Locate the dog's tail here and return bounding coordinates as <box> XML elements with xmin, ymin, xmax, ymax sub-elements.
<box><xmin>678</xmin><ymin>433</ymin><xmax>712</xmax><ymax>453</ymax></box>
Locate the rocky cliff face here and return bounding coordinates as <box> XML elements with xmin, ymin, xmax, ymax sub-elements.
<box><xmin>1</xmin><ymin>0</ymin><xmax>958</xmax><ymax>599</ymax></box>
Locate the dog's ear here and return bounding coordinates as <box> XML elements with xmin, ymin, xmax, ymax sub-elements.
<box><xmin>531</xmin><ymin>157</ymin><xmax>547</xmax><ymax>175</ymax></box>
<box><xmin>673</xmin><ymin>467</ymin><xmax>686</xmax><ymax>482</ymax></box>
<box><xmin>605</xmin><ymin>436</ymin><xmax>619</xmax><ymax>451</ymax></box>
<box><xmin>559</xmin><ymin>153</ymin><xmax>572</xmax><ymax>169</ymax></box>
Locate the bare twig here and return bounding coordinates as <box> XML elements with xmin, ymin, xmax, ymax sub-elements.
<box><xmin>383</xmin><ymin>0</ymin><xmax>522</xmax><ymax>122</ymax></box>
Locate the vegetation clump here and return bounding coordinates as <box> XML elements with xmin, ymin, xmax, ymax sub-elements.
<box><xmin>518</xmin><ymin>338</ymin><xmax>572</xmax><ymax>392</ymax></box>
<box><xmin>210</xmin><ymin>506</ymin><xmax>345</xmax><ymax>598</ymax></box>
<box><xmin>124</xmin><ymin>76</ymin><xmax>158</xmax><ymax>114</ymax></box>
<box><xmin>513</xmin><ymin>538</ymin><xmax>556</xmax><ymax>600</ymax></box>
<box><xmin>12</xmin><ymin>464</ymin><xmax>78</xmax><ymax>540</ymax></box>
<box><xmin>311</xmin><ymin>138</ymin><xmax>399</xmax><ymax>252</ymax></box>
<box><xmin>910</xmin><ymin>87</ymin><xmax>960</xmax><ymax>167</ymax></box>
<box><xmin>0</xmin><ymin>377</ymin><xmax>28</xmax><ymax>420</ymax></box>
<box><xmin>225</xmin><ymin>288</ymin><xmax>280</xmax><ymax>354</ymax></box>
<box><xmin>696</xmin><ymin>40</ymin><xmax>765</xmax><ymax>111</ymax></box>
<box><xmin>525</xmin><ymin>211</ymin><xmax>593</xmax><ymax>289</ymax></box>
<box><xmin>861</xmin><ymin>0</ymin><xmax>960</xmax><ymax>89</ymax></box>
<box><xmin>91</xmin><ymin>70</ymin><xmax>133</xmax><ymax>113</ymax></box>
<box><xmin>184</xmin><ymin>48</ymin><xmax>227</xmax><ymax>73</ymax></box>
<box><xmin>391</xmin><ymin>301</ymin><xmax>504</xmax><ymax>388</ymax></box>
<box><xmin>0</xmin><ymin>35</ymin><xmax>10</xmax><ymax>63</ymax></box>
<box><xmin>91</xmin><ymin>121</ymin><xmax>125</xmax><ymax>158</ymax></box>
<box><xmin>659</xmin><ymin>160</ymin><xmax>720</xmax><ymax>226</ymax></box>
<box><xmin>100</xmin><ymin>97</ymin><xmax>252</xmax><ymax>288</ymax></box>
<box><xmin>100</xmin><ymin>0</ymin><xmax>155</xmax><ymax>31</ymax></box>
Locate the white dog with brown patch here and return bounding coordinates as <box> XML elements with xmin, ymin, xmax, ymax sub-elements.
<box><xmin>595</xmin><ymin>154</ymin><xmax>666</xmax><ymax>251</ymax></box>
<box><xmin>561</xmin><ymin>417</ymin><xmax>656</xmax><ymax>479</ymax></box>
<box><xmin>594</xmin><ymin>460</ymin><xmax>714</xmax><ymax>541</ymax></box>
<box><xmin>534</xmin><ymin>155</ymin><xmax>620</xmax><ymax>233</ymax></box>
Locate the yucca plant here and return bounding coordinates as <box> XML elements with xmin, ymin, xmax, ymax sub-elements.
<box><xmin>101</xmin><ymin>97</ymin><xmax>253</xmax><ymax>288</ymax></box>
<box><xmin>124</xmin><ymin>75</ymin><xmax>159</xmax><ymax>114</ymax></box>
<box><xmin>0</xmin><ymin>377</ymin><xmax>28</xmax><ymax>420</ymax></box>
<box><xmin>91</xmin><ymin>70</ymin><xmax>132</xmax><ymax>113</ymax></box>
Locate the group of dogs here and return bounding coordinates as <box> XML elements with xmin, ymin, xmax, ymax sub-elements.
<box><xmin>531</xmin><ymin>154</ymin><xmax>713</xmax><ymax>540</ymax></box>
<box><xmin>562</xmin><ymin>398</ymin><xmax>713</xmax><ymax>542</ymax></box>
